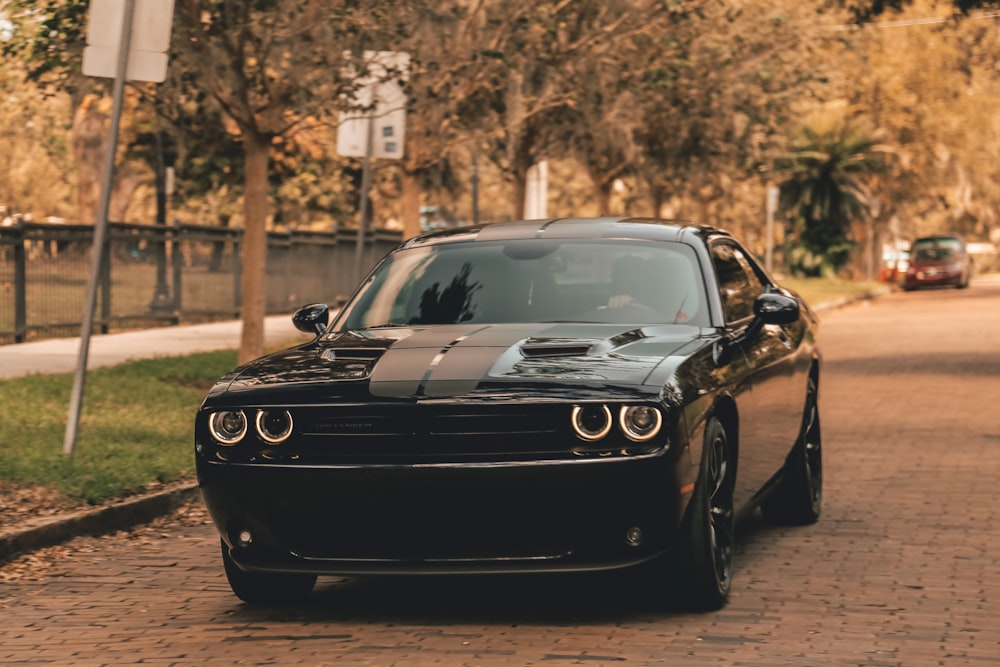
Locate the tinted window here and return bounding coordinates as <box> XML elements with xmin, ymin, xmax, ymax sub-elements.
<box><xmin>711</xmin><ymin>243</ymin><xmax>765</xmax><ymax>323</ymax></box>
<box><xmin>336</xmin><ymin>239</ymin><xmax>709</xmax><ymax>330</ymax></box>
<box><xmin>911</xmin><ymin>238</ymin><xmax>962</xmax><ymax>262</ymax></box>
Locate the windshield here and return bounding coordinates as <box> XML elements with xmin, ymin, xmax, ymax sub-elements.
<box><xmin>912</xmin><ymin>238</ymin><xmax>961</xmax><ymax>262</ymax></box>
<box><xmin>335</xmin><ymin>239</ymin><xmax>709</xmax><ymax>330</ymax></box>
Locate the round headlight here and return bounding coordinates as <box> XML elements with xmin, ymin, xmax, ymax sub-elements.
<box><xmin>256</xmin><ymin>409</ymin><xmax>294</xmax><ymax>444</ymax></box>
<box><xmin>571</xmin><ymin>405</ymin><xmax>613</xmax><ymax>441</ymax></box>
<box><xmin>209</xmin><ymin>410</ymin><xmax>247</xmax><ymax>445</ymax></box>
<box><xmin>619</xmin><ymin>405</ymin><xmax>663</xmax><ymax>442</ymax></box>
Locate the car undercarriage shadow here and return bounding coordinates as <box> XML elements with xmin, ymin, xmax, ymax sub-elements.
<box><xmin>217</xmin><ymin>510</ymin><xmax>795</xmax><ymax>626</ymax></box>
<box><xmin>223</xmin><ymin>567</ymin><xmax>688</xmax><ymax>626</ymax></box>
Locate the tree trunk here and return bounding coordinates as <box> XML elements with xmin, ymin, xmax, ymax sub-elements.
<box><xmin>108</xmin><ymin>162</ymin><xmax>148</xmax><ymax>223</ymax></box>
<box><xmin>401</xmin><ymin>169</ymin><xmax>422</xmax><ymax>240</ymax></box>
<box><xmin>511</xmin><ymin>152</ymin><xmax>532</xmax><ymax>220</ymax></box>
<box><xmin>596</xmin><ymin>182</ymin><xmax>613</xmax><ymax>217</ymax></box>
<box><xmin>650</xmin><ymin>186</ymin><xmax>666</xmax><ymax>218</ymax></box>
<box><xmin>512</xmin><ymin>175</ymin><xmax>527</xmax><ymax>220</ymax></box>
<box><xmin>72</xmin><ymin>94</ymin><xmax>108</xmax><ymax>224</ymax></box>
<box><xmin>238</xmin><ymin>129</ymin><xmax>270</xmax><ymax>365</ymax></box>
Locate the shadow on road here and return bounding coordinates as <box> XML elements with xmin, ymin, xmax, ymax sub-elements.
<box><xmin>212</xmin><ymin>511</ymin><xmax>792</xmax><ymax>626</ymax></box>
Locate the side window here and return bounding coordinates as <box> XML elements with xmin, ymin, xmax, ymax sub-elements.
<box><xmin>711</xmin><ymin>243</ymin><xmax>765</xmax><ymax>323</ymax></box>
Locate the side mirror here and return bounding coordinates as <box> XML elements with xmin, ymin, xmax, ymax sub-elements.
<box><xmin>292</xmin><ymin>303</ymin><xmax>330</xmax><ymax>336</ymax></box>
<box><xmin>754</xmin><ymin>292</ymin><xmax>800</xmax><ymax>326</ymax></box>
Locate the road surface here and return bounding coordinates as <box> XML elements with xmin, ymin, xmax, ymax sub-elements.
<box><xmin>2</xmin><ymin>276</ymin><xmax>999</xmax><ymax>665</ymax></box>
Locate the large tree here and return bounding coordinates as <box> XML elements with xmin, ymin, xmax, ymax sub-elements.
<box><xmin>7</xmin><ymin>0</ymin><xmax>418</xmax><ymax>363</ymax></box>
<box><xmin>463</xmin><ymin>0</ymin><xmax>673</xmax><ymax>219</ymax></box>
<box><xmin>2</xmin><ymin>0</ymin><xmax>155</xmax><ymax>223</ymax></box>
<box><xmin>0</xmin><ymin>23</ymin><xmax>74</xmax><ymax>219</ymax></box>
<box><xmin>172</xmin><ymin>1</ymin><xmax>357</xmax><ymax>362</ymax></box>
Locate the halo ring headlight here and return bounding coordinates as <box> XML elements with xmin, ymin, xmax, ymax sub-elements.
<box><xmin>256</xmin><ymin>409</ymin><xmax>294</xmax><ymax>444</ymax></box>
<box><xmin>571</xmin><ymin>405</ymin><xmax>613</xmax><ymax>441</ymax></box>
<box><xmin>209</xmin><ymin>410</ymin><xmax>248</xmax><ymax>445</ymax></box>
<box><xmin>619</xmin><ymin>405</ymin><xmax>663</xmax><ymax>442</ymax></box>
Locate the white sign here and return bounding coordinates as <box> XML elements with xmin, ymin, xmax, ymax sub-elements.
<box><xmin>82</xmin><ymin>0</ymin><xmax>175</xmax><ymax>83</ymax></box>
<box><xmin>336</xmin><ymin>51</ymin><xmax>409</xmax><ymax>160</ymax></box>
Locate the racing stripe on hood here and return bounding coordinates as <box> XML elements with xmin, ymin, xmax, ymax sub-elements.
<box><xmin>369</xmin><ymin>324</ymin><xmax>543</xmax><ymax>398</ymax></box>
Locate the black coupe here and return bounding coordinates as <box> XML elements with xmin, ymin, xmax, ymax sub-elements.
<box><xmin>196</xmin><ymin>217</ymin><xmax>822</xmax><ymax>610</ymax></box>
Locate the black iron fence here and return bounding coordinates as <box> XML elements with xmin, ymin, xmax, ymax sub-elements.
<box><xmin>0</xmin><ymin>221</ymin><xmax>402</xmax><ymax>345</ymax></box>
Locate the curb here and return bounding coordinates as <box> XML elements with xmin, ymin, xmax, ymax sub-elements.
<box><xmin>812</xmin><ymin>286</ymin><xmax>894</xmax><ymax>313</ymax></box>
<box><xmin>0</xmin><ymin>483</ymin><xmax>201</xmax><ymax>564</ymax></box>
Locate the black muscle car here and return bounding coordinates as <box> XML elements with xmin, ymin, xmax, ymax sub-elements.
<box><xmin>196</xmin><ymin>217</ymin><xmax>822</xmax><ymax>610</ymax></box>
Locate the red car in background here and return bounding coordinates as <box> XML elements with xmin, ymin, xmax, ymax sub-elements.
<box><xmin>902</xmin><ymin>235</ymin><xmax>973</xmax><ymax>291</ymax></box>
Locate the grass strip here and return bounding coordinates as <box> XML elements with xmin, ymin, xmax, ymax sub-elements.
<box><xmin>0</xmin><ymin>350</ymin><xmax>238</xmax><ymax>505</ymax></box>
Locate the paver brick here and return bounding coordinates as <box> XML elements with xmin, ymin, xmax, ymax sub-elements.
<box><xmin>2</xmin><ymin>279</ymin><xmax>1000</xmax><ymax>665</ymax></box>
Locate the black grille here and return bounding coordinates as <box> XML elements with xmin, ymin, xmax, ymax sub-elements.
<box><xmin>279</xmin><ymin>404</ymin><xmax>657</xmax><ymax>463</ymax></box>
<box><xmin>301</xmin><ymin>411</ymin><xmax>556</xmax><ymax>437</ymax></box>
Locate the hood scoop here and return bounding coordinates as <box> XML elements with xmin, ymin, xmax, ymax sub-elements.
<box><xmin>520</xmin><ymin>343</ymin><xmax>594</xmax><ymax>358</ymax></box>
<box><xmin>321</xmin><ymin>348</ymin><xmax>386</xmax><ymax>362</ymax></box>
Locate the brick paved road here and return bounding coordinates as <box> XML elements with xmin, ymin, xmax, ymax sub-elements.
<box><xmin>3</xmin><ymin>277</ymin><xmax>999</xmax><ymax>666</ymax></box>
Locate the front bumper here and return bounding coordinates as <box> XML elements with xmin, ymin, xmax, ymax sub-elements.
<box><xmin>198</xmin><ymin>452</ymin><xmax>687</xmax><ymax>576</ymax></box>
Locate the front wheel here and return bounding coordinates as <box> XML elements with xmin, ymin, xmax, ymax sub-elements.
<box><xmin>221</xmin><ymin>541</ymin><xmax>317</xmax><ymax>604</ymax></box>
<box><xmin>680</xmin><ymin>416</ymin><xmax>735</xmax><ymax>611</ymax></box>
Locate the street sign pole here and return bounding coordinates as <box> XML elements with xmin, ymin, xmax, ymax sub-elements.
<box><xmin>353</xmin><ymin>109</ymin><xmax>376</xmax><ymax>281</ymax></box>
<box><xmin>337</xmin><ymin>51</ymin><xmax>409</xmax><ymax>279</ymax></box>
<box><xmin>64</xmin><ymin>0</ymin><xmax>136</xmax><ymax>457</ymax></box>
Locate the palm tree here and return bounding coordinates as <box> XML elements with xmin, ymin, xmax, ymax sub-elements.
<box><xmin>776</xmin><ymin>119</ymin><xmax>891</xmax><ymax>275</ymax></box>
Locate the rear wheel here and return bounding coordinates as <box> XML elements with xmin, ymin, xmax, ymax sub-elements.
<box><xmin>680</xmin><ymin>416</ymin><xmax>735</xmax><ymax>611</ymax></box>
<box><xmin>221</xmin><ymin>541</ymin><xmax>317</xmax><ymax>604</ymax></box>
<box><xmin>762</xmin><ymin>374</ymin><xmax>822</xmax><ymax>525</ymax></box>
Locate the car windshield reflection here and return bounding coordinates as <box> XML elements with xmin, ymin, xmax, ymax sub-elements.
<box><xmin>336</xmin><ymin>239</ymin><xmax>709</xmax><ymax>330</ymax></box>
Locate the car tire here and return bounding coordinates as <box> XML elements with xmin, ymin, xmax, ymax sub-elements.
<box><xmin>762</xmin><ymin>374</ymin><xmax>822</xmax><ymax>526</ymax></box>
<box><xmin>221</xmin><ymin>540</ymin><xmax>317</xmax><ymax>604</ymax></box>
<box><xmin>679</xmin><ymin>416</ymin><xmax>735</xmax><ymax>611</ymax></box>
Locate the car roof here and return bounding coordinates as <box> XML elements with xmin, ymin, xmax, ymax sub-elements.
<box><xmin>401</xmin><ymin>217</ymin><xmax>728</xmax><ymax>249</ymax></box>
<box><xmin>912</xmin><ymin>235</ymin><xmax>965</xmax><ymax>245</ymax></box>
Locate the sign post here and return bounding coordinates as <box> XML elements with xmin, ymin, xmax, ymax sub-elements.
<box><xmin>336</xmin><ymin>51</ymin><xmax>409</xmax><ymax>280</ymax></box>
<box><xmin>65</xmin><ymin>0</ymin><xmax>174</xmax><ymax>456</ymax></box>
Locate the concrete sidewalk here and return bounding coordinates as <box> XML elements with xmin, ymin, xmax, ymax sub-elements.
<box><xmin>0</xmin><ymin>315</ymin><xmax>312</xmax><ymax>380</ymax></box>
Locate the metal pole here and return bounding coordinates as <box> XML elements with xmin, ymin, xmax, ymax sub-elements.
<box><xmin>471</xmin><ymin>142</ymin><xmax>480</xmax><ymax>225</ymax></box>
<box><xmin>13</xmin><ymin>220</ymin><xmax>26</xmax><ymax>343</ymax></box>
<box><xmin>765</xmin><ymin>184</ymin><xmax>777</xmax><ymax>274</ymax></box>
<box><xmin>151</xmin><ymin>129</ymin><xmax>171</xmax><ymax>311</ymax></box>
<box><xmin>64</xmin><ymin>0</ymin><xmax>136</xmax><ymax>457</ymax></box>
<box><xmin>353</xmin><ymin>108</ymin><xmax>375</xmax><ymax>281</ymax></box>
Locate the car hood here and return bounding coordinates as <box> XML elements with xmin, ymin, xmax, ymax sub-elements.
<box><xmin>214</xmin><ymin>322</ymin><xmax>707</xmax><ymax>401</ymax></box>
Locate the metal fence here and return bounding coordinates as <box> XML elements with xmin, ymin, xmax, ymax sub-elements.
<box><xmin>0</xmin><ymin>221</ymin><xmax>402</xmax><ymax>345</ymax></box>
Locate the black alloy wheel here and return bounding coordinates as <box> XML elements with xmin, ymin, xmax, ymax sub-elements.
<box><xmin>221</xmin><ymin>541</ymin><xmax>317</xmax><ymax>604</ymax></box>
<box><xmin>684</xmin><ymin>416</ymin><xmax>735</xmax><ymax>611</ymax></box>
<box><xmin>763</xmin><ymin>374</ymin><xmax>822</xmax><ymax>525</ymax></box>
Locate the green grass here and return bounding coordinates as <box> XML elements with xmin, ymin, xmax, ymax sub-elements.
<box><xmin>0</xmin><ymin>350</ymin><xmax>239</xmax><ymax>505</ymax></box>
<box><xmin>779</xmin><ymin>277</ymin><xmax>888</xmax><ymax>309</ymax></box>
<box><xmin>0</xmin><ymin>277</ymin><xmax>888</xmax><ymax>509</ymax></box>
